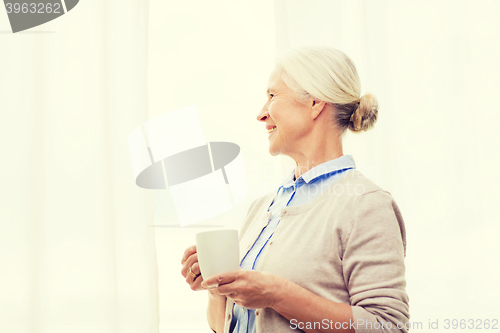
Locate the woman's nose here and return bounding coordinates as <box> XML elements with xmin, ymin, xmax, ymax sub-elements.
<box><xmin>256</xmin><ymin>105</ymin><xmax>269</xmax><ymax>122</ymax></box>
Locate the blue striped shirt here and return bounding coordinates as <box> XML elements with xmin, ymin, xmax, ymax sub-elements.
<box><xmin>230</xmin><ymin>155</ymin><xmax>356</xmax><ymax>333</ymax></box>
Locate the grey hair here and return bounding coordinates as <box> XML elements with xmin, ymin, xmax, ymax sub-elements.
<box><xmin>275</xmin><ymin>46</ymin><xmax>378</xmax><ymax>133</ymax></box>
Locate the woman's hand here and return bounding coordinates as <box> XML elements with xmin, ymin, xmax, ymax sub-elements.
<box><xmin>201</xmin><ymin>270</ymin><xmax>286</xmax><ymax>310</ymax></box>
<box><xmin>181</xmin><ymin>245</ymin><xmax>205</xmax><ymax>291</ymax></box>
<box><xmin>181</xmin><ymin>245</ymin><xmax>226</xmax><ymax>300</ymax></box>
<box><xmin>182</xmin><ymin>246</ymin><xmax>227</xmax><ymax>333</ymax></box>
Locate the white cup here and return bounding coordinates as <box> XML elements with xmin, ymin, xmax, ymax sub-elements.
<box><xmin>196</xmin><ymin>229</ymin><xmax>240</xmax><ymax>279</ymax></box>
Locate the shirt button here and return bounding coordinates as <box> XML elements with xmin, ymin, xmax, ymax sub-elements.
<box><xmin>227</xmin><ymin>314</ymin><xmax>231</xmax><ymax>320</ymax></box>
<box><xmin>241</xmin><ymin>308</ymin><xmax>245</xmax><ymax>312</ymax></box>
<box><xmin>269</xmin><ymin>241</ymin><xmax>273</xmax><ymax>245</ymax></box>
<box><xmin>255</xmin><ymin>310</ymin><xmax>259</xmax><ymax>316</ymax></box>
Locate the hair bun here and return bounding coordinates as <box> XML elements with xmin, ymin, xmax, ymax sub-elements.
<box><xmin>348</xmin><ymin>93</ymin><xmax>378</xmax><ymax>132</ymax></box>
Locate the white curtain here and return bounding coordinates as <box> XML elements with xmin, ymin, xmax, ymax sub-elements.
<box><xmin>0</xmin><ymin>1</ymin><xmax>159</xmax><ymax>332</ymax></box>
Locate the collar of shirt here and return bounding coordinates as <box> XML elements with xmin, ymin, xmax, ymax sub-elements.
<box><xmin>279</xmin><ymin>154</ymin><xmax>356</xmax><ymax>190</ymax></box>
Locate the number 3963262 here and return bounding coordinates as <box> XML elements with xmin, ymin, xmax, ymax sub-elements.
<box><xmin>5</xmin><ymin>3</ymin><xmax>62</xmax><ymax>14</ymax></box>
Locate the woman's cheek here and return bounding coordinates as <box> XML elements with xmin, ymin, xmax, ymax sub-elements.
<box><xmin>268</xmin><ymin>109</ymin><xmax>279</xmax><ymax>123</ymax></box>
<box><xmin>267</xmin><ymin>105</ymin><xmax>273</xmax><ymax>117</ymax></box>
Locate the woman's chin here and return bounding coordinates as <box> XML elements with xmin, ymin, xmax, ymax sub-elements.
<box><xmin>268</xmin><ymin>147</ymin><xmax>280</xmax><ymax>156</ymax></box>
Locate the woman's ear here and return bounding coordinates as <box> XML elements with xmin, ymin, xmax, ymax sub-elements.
<box><xmin>311</xmin><ymin>100</ymin><xmax>327</xmax><ymax>120</ymax></box>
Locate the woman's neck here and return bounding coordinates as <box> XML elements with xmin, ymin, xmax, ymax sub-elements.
<box><xmin>293</xmin><ymin>143</ymin><xmax>344</xmax><ymax>180</ymax></box>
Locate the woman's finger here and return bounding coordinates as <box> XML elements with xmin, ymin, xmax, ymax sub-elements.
<box><xmin>185</xmin><ymin>265</ymin><xmax>204</xmax><ymax>291</ymax></box>
<box><xmin>202</xmin><ymin>270</ymin><xmax>240</xmax><ymax>289</ymax></box>
<box><xmin>181</xmin><ymin>253</ymin><xmax>198</xmax><ymax>278</ymax></box>
<box><xmin>191</xmin><ymin>262</ymin><xmax>201</xmax><ymax>276</ymax></box>
<box><xmin>216</xmin><ymin>282</ymin><xmax>238</xmax><ymax>296</ymax></box>
<box><xmin>190</xmin><ymin>274</ymin><xmax>204</xmax><ymax>291</ymax></box>
<box><xmin>190</xmin><ymin>264</ymin><xmax>207</xmax><ymax>291</ymax></box>
<box><xmin>186</xmin><ymin>267</ymin><xmax>198</xmax><ymax>284</ymax></box>
<box><xmin>181</xmin><ymin>245</ymin><xmax>197</xmax><ymax>264</ymax></box>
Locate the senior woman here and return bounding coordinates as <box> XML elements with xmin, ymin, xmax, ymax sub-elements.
<box><xmin>181</xmin><ymin>46</ymin><xmax>409</xmax><ymax>333</ymax></box>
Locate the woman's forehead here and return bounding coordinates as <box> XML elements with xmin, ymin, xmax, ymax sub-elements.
<box><xmin>268</xmin><ymin>68</ymin><xmax>280</xmax><ymax>82</ymax></box>
<box><xmin>267</xmin><ymin>70</ymin><xmax>284</xmax><ymax>92</ymax></box>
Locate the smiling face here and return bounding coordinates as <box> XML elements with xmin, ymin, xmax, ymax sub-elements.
<box><xmin>256</xmin><ymin>69</ymin><xmax>314</xmax><ymax>157</ymax></box>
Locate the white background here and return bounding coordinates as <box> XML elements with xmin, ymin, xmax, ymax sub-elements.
<box><xmin>1</xmin><ymin>1</ymin><xmax>499</xmax><ymax>332</ymax></box>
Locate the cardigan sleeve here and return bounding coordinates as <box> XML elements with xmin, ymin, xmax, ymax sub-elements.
<box><xmin>342</xmin><ymin>190</ymin><xmax>410</xmax><ymax>333</ymax></box>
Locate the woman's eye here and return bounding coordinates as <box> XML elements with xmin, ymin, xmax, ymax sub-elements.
<box><xmin>270</xmin><ymin>94</ymin><xmax>274</xmax><ymax>98</ymax></box>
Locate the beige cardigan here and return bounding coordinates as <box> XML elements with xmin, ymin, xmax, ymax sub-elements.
<box><xmin>223</xmin><ymin>170</ymin><xmax>409</xmax><ymax>333</ymax></box>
